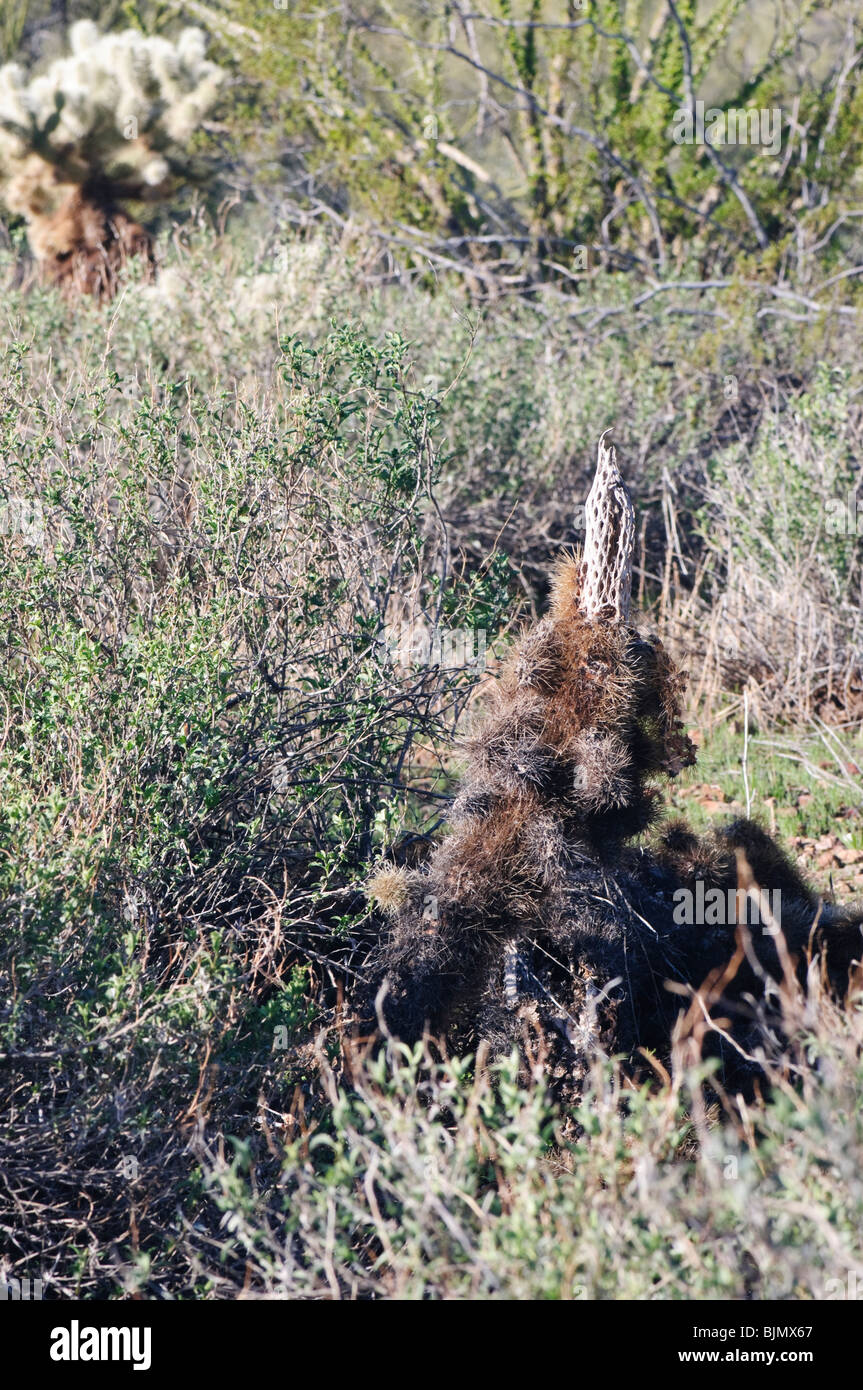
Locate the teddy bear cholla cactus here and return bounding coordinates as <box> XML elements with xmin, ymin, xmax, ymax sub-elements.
<box><xmin>367</xmin><ymin>434</ymin><xmax>863</xmax><ymax>1102</ymax></box>
<box><xmin>0</xmin><ymin>22</ymin><xmax>223</xmax><ymax>297</ymax></box>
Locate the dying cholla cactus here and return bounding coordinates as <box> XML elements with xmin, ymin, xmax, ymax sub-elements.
<box><xmin>366</xmin><ymin>435</ymin><xmax>863</xmax><ymax>1104</ymax></box>
<box><xmin>0</xmin><ymin>22</ymin><xmax>224</xmax><ymax>297</ymax></box>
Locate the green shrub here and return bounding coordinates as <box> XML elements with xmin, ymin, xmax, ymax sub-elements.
<box><xmin>0</xmin><ymin>313</ymin><xmax>512</xmax><ymax>1295</ymax></box>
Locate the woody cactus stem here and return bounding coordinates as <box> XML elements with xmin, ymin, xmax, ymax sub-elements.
<box><xmin>580</xmin><ymin>428</ymin><xmax>635</xmax><ymax>623</ymax></box>
<box><xmin>29</xmin><ymin>183</ymin><xmax>154</xmax><ymax>299</ymax></box>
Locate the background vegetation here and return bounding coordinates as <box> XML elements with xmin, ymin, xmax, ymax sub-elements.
<box><xmin>1</xmin><ymin>0</ymin><xmax>862</xmax><ymax>1299</ymax></box>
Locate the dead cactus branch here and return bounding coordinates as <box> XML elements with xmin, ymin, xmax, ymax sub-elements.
<box><xmin>580</xmin><ymin>429</ymin><xmax>635</xmax><ymax>624</ymax></box>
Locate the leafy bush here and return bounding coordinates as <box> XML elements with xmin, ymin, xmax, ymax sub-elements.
<box><xmin>0</xmin><ymin>313</ymin><xmax>511</xmax><ymax>1295</ymax></box>
<box><xmin>215</xmin><ymin>0</ymin><xmax>863</xmax><ymax>283</ymax></box>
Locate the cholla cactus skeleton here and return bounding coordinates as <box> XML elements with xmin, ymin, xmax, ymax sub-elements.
<box><xmin>580</xmin><ymin>428</ymin><xmax>635</xmax><ymax>623</ymax></box>
<box><xmin>0</xmin><ymin>22</ymin><xmax>224</xmax><ymax>296</ymax></box>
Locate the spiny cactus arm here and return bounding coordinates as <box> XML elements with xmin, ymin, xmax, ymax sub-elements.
<box><xmin>580</xmin><ymin>428</ymin><xmax>635</xmax><ymax>623</ymax></box>
<box><xmin>0</xmin><ymin>80</ymin><xmax>71</xmax><ymax>171</ymax></box>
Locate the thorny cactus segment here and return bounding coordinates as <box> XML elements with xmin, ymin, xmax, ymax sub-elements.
<box><xmin>580</xmin><ymin>429</ymin><xmax>635</xmax><ymax>623</ymax></box>
<box><xmin>0</xmin><ymin>23</ymin><xmax>224</xmax><ymax>297</ymax></box>
<box><xmin>366</xmin><ymin>435</ymin><xmax>863</xmax><ymax>1105</ymax></box>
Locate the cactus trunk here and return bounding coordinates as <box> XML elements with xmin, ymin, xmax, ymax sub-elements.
<box><xmin>27</xmin><ymin>183</ymin><xmax>154</xmax><ymax>299</ymax></box>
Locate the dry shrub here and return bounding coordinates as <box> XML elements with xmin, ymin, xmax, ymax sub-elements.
<box><xmin>658</xmin><ymin>367</ymin><xmax>863</xmax><ymax>723</ymax></box>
